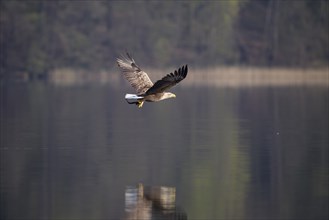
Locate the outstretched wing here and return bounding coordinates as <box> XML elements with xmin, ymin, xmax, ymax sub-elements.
<box><xmin>145</xmin><ymin>65</ymin><xmax>188</xmax><ymax>95</ymax></box>
<box><xmin>117</xmin><ymin>53</ymin><xmax>153</xmax><ymax>94</ymax></box>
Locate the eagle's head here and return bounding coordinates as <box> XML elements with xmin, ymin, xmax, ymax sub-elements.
<box><xmin>162</xmin><ymin>92</ymin><xmax>176</xmax><ymax>100</ymax></box>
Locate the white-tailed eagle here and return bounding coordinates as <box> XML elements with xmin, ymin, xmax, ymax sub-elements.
<box><xmin>117</xmin><ymin>53</ymin><xmax>188</xmax><ymax>108</ymax></box>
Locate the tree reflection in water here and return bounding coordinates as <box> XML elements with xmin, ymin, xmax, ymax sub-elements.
<box><xmin>125</xmin><ymin>184</ymin><xmax>187</xmax><ymax>220</ymax></box>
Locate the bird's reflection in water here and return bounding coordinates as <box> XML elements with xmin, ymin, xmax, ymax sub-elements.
<box><xmin>124</xmin><ymin>184</ymin><xmax>187</xmax><ymax>220</ymax></box>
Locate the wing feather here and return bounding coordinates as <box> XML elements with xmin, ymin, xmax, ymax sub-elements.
<box><xmin>117</xmin><ymin>53</ymin><xmax>153</xmax><ymax>94</ymax></box>
<box><xmin>145</xmin><ymin>65</ymin><xmax>188</xmax><ymax>95</ymax></box>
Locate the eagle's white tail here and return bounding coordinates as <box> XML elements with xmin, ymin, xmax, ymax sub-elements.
<box><xmin>125</xmin><ymin>94</ymin><xmax>143</xmax><ymax>104</ymax></box>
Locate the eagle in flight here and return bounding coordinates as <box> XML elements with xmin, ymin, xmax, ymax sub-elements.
<box><xmin>117</xmin><ymin>53</ymin><xmax>188</xmax><ymax>108</ymax></box>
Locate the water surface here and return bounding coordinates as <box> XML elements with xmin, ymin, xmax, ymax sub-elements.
<box><xmin>1</xmin><ymin>82</ymin><xmax>328</xmax><ymax>220</ymax></box>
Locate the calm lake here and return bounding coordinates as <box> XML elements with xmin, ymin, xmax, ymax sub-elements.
<box><xmin>1</xmin><ymin>82</ymin><xmax>328</xmax><ymax>220</ymax></box>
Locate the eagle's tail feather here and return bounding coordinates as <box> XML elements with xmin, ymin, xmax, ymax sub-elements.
<box><xmin>125</xmin><ymin>94</ymin><xmax>144</xmax><ymax>107</ymax></box>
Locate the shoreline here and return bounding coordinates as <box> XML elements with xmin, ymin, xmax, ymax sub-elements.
<box><xmin>182</xmin><ymin>67</ymin><xmax>329</xmax><ymax>87</ymax></box>
<box><xmin>2</xmin><ymin>67</ymin><xmax>328</xmax><ymax>87</ymax></box>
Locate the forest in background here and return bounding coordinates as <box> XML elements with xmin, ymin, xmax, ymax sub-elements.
<box><xmin>0</xmin><ymin>1</ymin><xmax>328</xmax><ymax>78</ymax></box>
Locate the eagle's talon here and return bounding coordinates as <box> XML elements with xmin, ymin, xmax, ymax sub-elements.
<box><xmin>137</xmin><ymin>101</ymin><xmax>144</xmax><ymax>108</ymax></box>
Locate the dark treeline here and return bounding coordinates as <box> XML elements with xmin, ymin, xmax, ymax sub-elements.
<box><xmin>0</xmin><ymin>1</ymin><xmax>328</xmax><ymax>77</ymax></box>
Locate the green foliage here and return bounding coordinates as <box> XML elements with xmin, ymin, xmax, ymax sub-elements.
<box><xmin>0</xmin><ymin>1</ymin><xmax>328</xmax><ymax>76</ymax></box>
<box><xmin>235</xmin><ymin>0</ymin><xmax>329</xmax><ymax>67</ymax></box>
